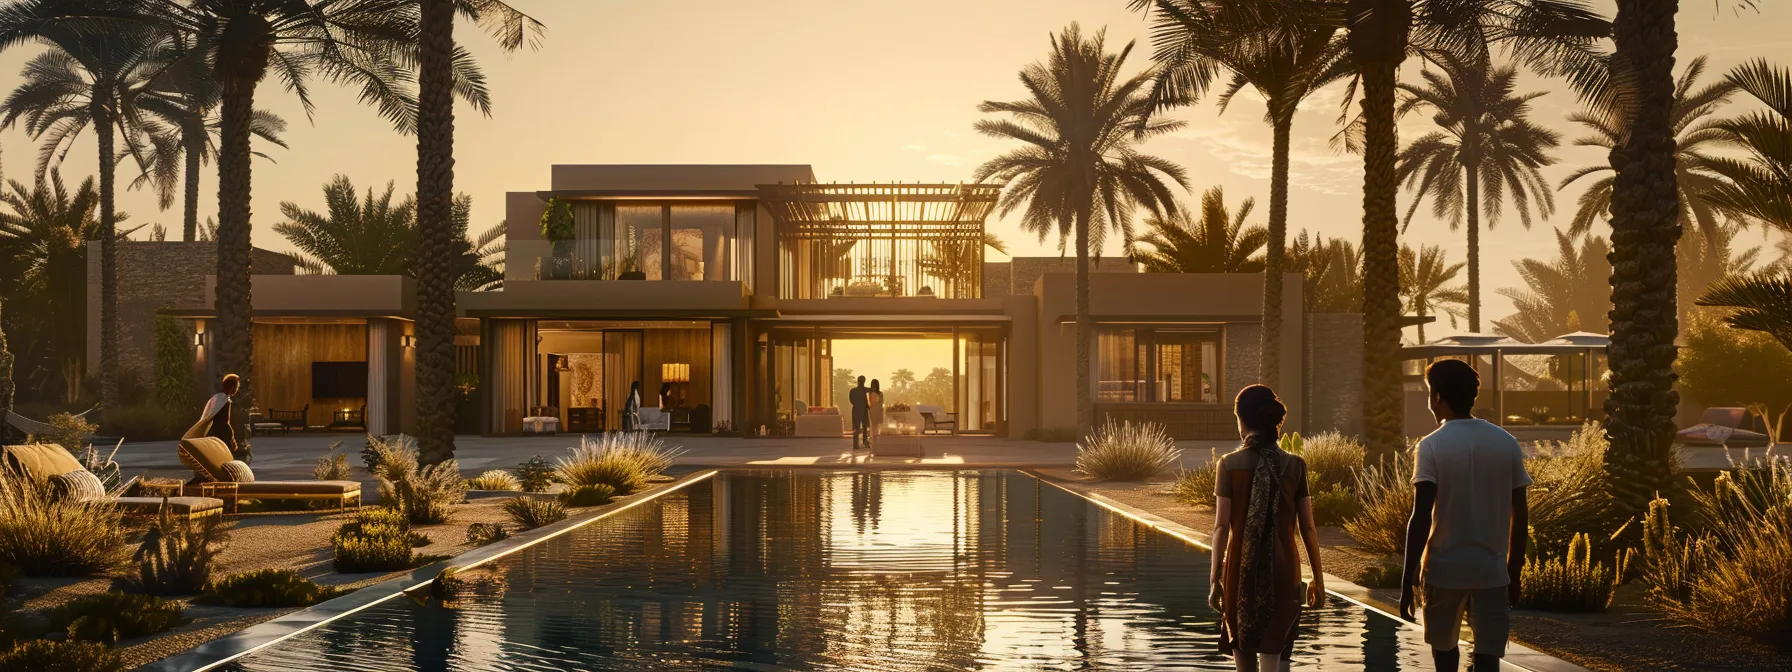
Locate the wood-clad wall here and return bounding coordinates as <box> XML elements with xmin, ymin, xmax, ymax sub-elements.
<box><xmin>251</xmin><ymin>322</ymin><xmax>367</xmax><ymax>427</ymax></box>
<box><xmin>642</xmin><ymin>329</ymin><xmax>711</xmax><ymax>411</ymax></box>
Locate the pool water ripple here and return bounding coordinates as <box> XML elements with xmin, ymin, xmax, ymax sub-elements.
<box><xmin>225</xmin><ymin>470</ymin><xmax>1433</xmax><ymax>671</ymax></box>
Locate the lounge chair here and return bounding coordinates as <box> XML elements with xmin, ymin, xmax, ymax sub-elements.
<box><xmin>1675</xmin><ymin>407</ymin><xmax>1771</xmax><ymax>447</ymax></box>
<box><xmin>178</xmin><ymin>436</ymin><xmax>361</xmax><ymax>511</ymax></box>
<box><xmin>2</xmin><ymin>443</ymin><xmax>224</xmax><ymax>519</ymax></box>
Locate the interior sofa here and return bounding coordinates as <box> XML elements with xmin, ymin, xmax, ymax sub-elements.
<box><xmin>3</xmin><ymin>443</ymin><xmax>224</xmax><ymax>519</ymax></box>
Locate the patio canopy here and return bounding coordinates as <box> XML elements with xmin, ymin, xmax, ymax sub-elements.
<box><xmin>755</xmin><ymin>183</ymin><xmax>1001</xmax><ymax>239</ymax></box>
<box><xmin>1401</xmin><ymin>332</ymin><xmax>1610</xmax><ymax>359</ymax></box>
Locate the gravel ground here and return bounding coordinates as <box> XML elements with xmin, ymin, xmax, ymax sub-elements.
<box><xmin>1035</xmin><ymin>469</ymin><xmax>1790</xmax><ymax>671</ymax></box>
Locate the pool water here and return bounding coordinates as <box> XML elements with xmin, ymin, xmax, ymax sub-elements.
<box><xmin>225</xmin><ymin>470</ymin><xmax>1433</xmax><ymax>671</ymax></box>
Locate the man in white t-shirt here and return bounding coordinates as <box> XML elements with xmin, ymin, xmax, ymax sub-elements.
<box><xmin>1399</xmin><ymin>359</ymin><xmax>1531</xmax><ymax>672</ymax></box>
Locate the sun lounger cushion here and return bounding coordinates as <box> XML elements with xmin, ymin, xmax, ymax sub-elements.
<box><xmin>49</xmin><ymin>471</ymin><xmax>106</xmax><ymax>502</ymax></box>
<box><xmin>236</xmin><ymin>480</ymin><xmax>361</xmax><ymax>497</ymax></box>
<box><xmin>179</xmin><ymin>437</ymin><xmax>235</xmax><ymax>482</ymax></box>
<box><xmin>2</xmin><ymin>443</ymin><xmax>84</xmax><ymax>479</ymax></box>
<box><xmin>112</xmin><ymin>496</ymin><xmax>223</xmax><ymax>516</ymax></box>
<box><xmin>222</xmin><ymin>460</ymin><xmax>255</xmax><ymax>483</ymax></box>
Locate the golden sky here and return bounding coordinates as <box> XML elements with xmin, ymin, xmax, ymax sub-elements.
<box><xmin>3</xmin><ymin>0</ymin><xmax>1789</xmax><ymax>343</ymax></box>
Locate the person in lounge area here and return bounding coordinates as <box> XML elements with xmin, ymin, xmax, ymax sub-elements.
<box><xmin>1211</xmin><ymin>385</ymin><xmax>1324</xmax><ymax>672</ymax></box>
<box><xmin>848</xmin><ymin>375</ymin><xmax>870</xmax><ymax>452</ymax></box>
<box><xmin>1399</xmin><ymin>359</ymin><xmax>1531</xmax><ymax>672</ymax></box>
<box><xmin>196</xmin><ymin>373</ymin><xmax>247</xmax><ymax>462</ymax></box>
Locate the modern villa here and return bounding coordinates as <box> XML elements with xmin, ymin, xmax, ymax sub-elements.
<box><xmin>99</xmin><ymin>164</ymin><xmax>1377</xmax><ymax>440</ymax></box>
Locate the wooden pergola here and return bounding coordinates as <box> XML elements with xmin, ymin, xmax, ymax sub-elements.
<box><xmin>757</xmin><ymin>183</ymin><xmax>1003</xmax><ymax>300</ymax></box>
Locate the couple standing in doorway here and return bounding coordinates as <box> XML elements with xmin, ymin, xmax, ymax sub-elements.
<box><xmin>1212</xmin><ymin>359</ymin><xmax>1528</xmax><ymax>672</ymax></box>
<box><xmin>847</xmin><ymin>376</ymin><xmax>884</xmax><ymax>452</ymax></box>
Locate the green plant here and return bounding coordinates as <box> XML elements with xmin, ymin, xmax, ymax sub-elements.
<box><xmin>332</xmin><ymin>507</ymin><xmax>433</xmax><ymax>573</ymax></box>
<box><xmin>204</xmin><ymin>569</ymin><xmax>344</xmax><ymax>608</ymax></box>
<box><xmin>50</xmin><ymin>591</ymin><xmax>185</xmax><ymax>644</ymax></box>
<box><xmin>1167</xmin><ymin>448</ymin><xmax>1220</xmax><ymax>508</ymax></box>
<box><xmin>554</xmin><ymin>432</ymin><xmax>683</xmax><ymax>496</ymax></box>
<box><xmin>366</xmin><ymin>434</ymin><xmax>467</xmax><ymax>525</ymax></box>
<box><xmin>153</xmin><ymin>316</ymin><xmax>195</xmax><ymax>412</ymax></box>
<box><xmin>26</xmin><ymin>413</ymin><xmax>95</xmax><ymax>455</ymax></box>
<box><xmin>0</xmin><ymin>473</ymin><xmax>124</xmax><ymax>576</ymax></box>
<box><xmin>1310</xmin><ymin>484</ymin><xmax>1362</xmax><ymax>527</ymax></box>
<box><xmin>511</xmin><ymin>455</ymin><xmax>555</xmax><ymax>492</ymax></box>
<box><xmin>1343</xmin><ymin>453</ymin><xmax>1416</xmax><ymax>555</ymax></box>
<box><xmin>466</xmin><ymin>522</ymin><xmax>509</xmax><ymax>545</ymax></box>
<box><xmin>361</xmin><ymin>436</ymin><xmax>385</xmax><ymax>473</ymax></box>
<box><xmin>538</xmin><ymin>196</ymin><xmax>575</xmax><ymax>242</ymax></box>
<box><xmin>466</xmin><ymin>470</ymin><xmax>522</xmax><ymax>491</ymax></box>
<box><xmin>0</xmin><ymin>640</ymin><xmax>123</xmax><ymax>672</ymax></box>
<box><xmin>1519</xmin><ymin>532</ymin><xmax>1623</xmax><ymax>612</ymax></box>
<box><xmin>1288</xmin><ymin>431</ymin><xmax>1366</xmax><ymax>491</ymax></box>
<box><xmin>1526</xmin><ymin>422</ymin><xmax>1617</xmax><ymax>552</ymax></box>
<box><xmin>1354</xmin><ymin>563</ymin><xmax>1403</xmax><ymax>589</ymax></box>
<box><xmin>1639</xmin><ymin>458</ymin><xmax>1792</xmax><ymax>644</ymax></box>
<box><xmin>313</xmin><ymin>441</ymin><xmax>352</xmax><ymax>481</ymax></box>
<box><xmin>1074</xmin><ymin>420</ymin><xmax>1181</xmax><ymax>481</ymax></box>
<box><xmin>561</xmin><ymin>483</ymin><xmax>616</xmax><ymax>508</ymax></box>
<box><xmin>134</xmin><ymin>505</ymin><xmax>228</xmax><ymax>595</ymax></box>
<box><xmin>503</xmin><ymin>496</ymin><xmax>566</xmax><ymax>531</ymax></box>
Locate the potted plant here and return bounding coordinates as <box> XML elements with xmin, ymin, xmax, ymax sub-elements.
<box><xmin>539</xmin><ymin>197</ymin><xmax>576</xmax><ymax>279</ymax></box>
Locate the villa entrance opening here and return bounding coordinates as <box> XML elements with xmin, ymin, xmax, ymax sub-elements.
<box><xmin>752</xmin><ymin>325</ymin><xmax>1003</xmax><ymax>438</ymax></box>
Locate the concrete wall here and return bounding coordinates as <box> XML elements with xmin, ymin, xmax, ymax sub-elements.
<box><xmin>87</xmin><ymin>242</ymin><xmax>295</xmax><ymax>382</ymax></box>
<box><xmin>458</xmin><ymin>279</ymin><xmax>748</xmax><ymax>315</ymax></box>
<box><xmin>1305</xmin><ymin>312</ymin><xmax>1364</xmax><ymax>437</ymax></box>
<box><xmin>550</xmin><ymin>164</ymin><xmax>814</xmax><ymax>192</ymax></box>
<box><xmin>1002</xmin><ymin>295</ymin><xmax>1040</xmax><ymax>436</ymax></box>
<box><xmin>203</xmin><ymin>275</ymin><xmax>413</xmax><ymax>315</ymax></box>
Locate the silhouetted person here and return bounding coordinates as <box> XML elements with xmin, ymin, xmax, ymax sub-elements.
<box><xmin>659</xmin><ymin>382</ymin><xmax>673</xmax><ymax>408</ymax></box>
<box><xmin>867</xmin><ymin>379</ymin><xmax>885</xmax><ymax>449</ymax></box>
<box><xmin>1400</xmin><ymin>359</ymin><xmax>1530</xmax><ymax>672</ymax></box>
<box><xmin>198</xmin><ymin>373</ymin><xmax>247</xmax><ymax>462</ymax></box>
<box><xmin>623</xmin><ymin>381</ymin><xmax>642</xmax><ymax>432</ymax></box>
<box><xmin>848</xmin><ymin>375</ymin><xmax>870</xmax><ymax>451</ymax></box>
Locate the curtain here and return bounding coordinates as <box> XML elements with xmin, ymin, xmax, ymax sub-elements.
<box><xmin>487</xmin><ymin>320</ymin><xmax>536</xmax><ymax>433</ymax></box>
<box><xmin>712</xmin><ymin>322</ymin><xmax>732</xmax><ymax>428</ymax></box>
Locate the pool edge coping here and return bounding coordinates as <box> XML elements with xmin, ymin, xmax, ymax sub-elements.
<box><xmin>139</xmin><ymin>469</ymin><xmax>721</xmax><ymax>672</ymax></box>
<box><xmin>1022</xmin><ymin>470</ymin><xmax>1591</xmax><ymax>672</ymax></box>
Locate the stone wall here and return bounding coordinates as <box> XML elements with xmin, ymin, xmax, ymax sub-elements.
<box><xmin>88</xmin><ymin>241</ymin><xmax>296</xmax><ymax>380</ymax></box>
<box><xmin>981</xmin><ymin>262</ymin><xmax>1012</xmax><ymax>299</ymax></box>
<box><xmin>1224</xmin><ymin>322</ymin><xmax>1261</xmax><ymax>402</ymax></box>
<box><xmin>1305</xmin><ymin>312</ymin><xmax>1364</xmax><ymax>437</ymax></box>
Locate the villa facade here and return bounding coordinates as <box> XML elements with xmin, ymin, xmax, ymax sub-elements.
<box><xmin>104</xmin><ymin>164</ymin><xmax>1365</xmax><ymax>440</ymax></box>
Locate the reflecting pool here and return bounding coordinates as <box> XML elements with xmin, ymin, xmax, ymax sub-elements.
<box><xmin>225</xmin><ymin>470</ymin><xmax>1431</xmax><ymax>670</ymax></box>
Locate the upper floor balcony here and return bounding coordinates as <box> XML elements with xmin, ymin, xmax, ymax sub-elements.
<box><xmin>513</xmin><ymin>201</ymin><xmax>758</xmax><ymax>288</ymax></box>
<box><xmin>758</xmin><ymin>182</ymin><xmax>1002</xmax><ymax>301</ymax></box>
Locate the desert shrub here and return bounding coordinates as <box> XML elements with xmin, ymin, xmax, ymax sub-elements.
<box><xmin>511</xmin><ymin>456</ymin><xmax>556</xmax><ymax>492</ymax></box>
<box><xmin>366</xmin><ymin>434</ymin><xmax>467</xmax><ymax>525</ymax></box>
<box><xmin>26</xmin><ymin>413</ymin><xmax>95</xmax><ymax>455</ymax></box>
<box><xmin>1075</xmin><ymin>420</ymin><xmax>1181</xmax><ymax>481</ymax></box>
<box><xmin>1354</xmin><ymin>563</ymin><xmax>1403</xmax><ymax>589</ymax></box>
<box><xmin>205</xmin><ymin>569</ymin><xmax>344</xmax><ymax>607</ymax></box>
<box><xmin>1310</xmin><ymin>485</ymin><xmax>1362</xmax><ymax>527</ymax></box>
<box><xmin>360</xmin><ymin>436</ymin><xmax>384</xmax><ymax>473</ymax></box>
<box><xmin>1526</xmin><ymin>422</ymin><xmax>1615</xmax><ymax>552</ymax></box>
<box><xmin>465</xmin><ymin>522</ymin><xmax>509</xmax><ymax>545</ymax></box>
<box><xmin>1024</xmin><ymin>427</ymin><xmax>1080</xmax><ymax>442</ymax></box>
<box><xmin>1519</xmin><ymin>532</ymin><xmax>1623</xmax><ymax>612</ymax></box>
<box><xmin>134</xmin><ymin>506</ymin><xmax>229</xmax><ymax>595</ymax></box>
<box><xmin>0</xmin><ymin>640</ymin><xmax>123</xmax><ymax>672</ymax></box>
<box><xmin>0</xmin><ymin>474</ymin><xmax>125</xmax><ymax>576</ymax></box>
<box><xmin>1639</xmin><ymin>458</ymin><xmax>1792</xmax><ymax>644</ymax></box>
<box><xmin>314</xmin><ymin>441</ymin><xmax>352</xmax><ymax>481</ymax></box>
<box><xmin>1167</xmin><ymin>448</ymin><xmax>1220</xmax><ymax>508</ymax></box>
<box><xmin>73</xmin><ymin>440</ymin><xmax>124</xmax><ymax>493</ymax></box>
<box><xmin>466</xmin><ymin>470</ymin><xmax>522</xmax><ymax>491</ymax></box>
<box><xmin>1289</xmin><ymin>431</ymin><xmax>1365</xmax><ymax>491</ymax></box>
<box><xmin>503</xmin><ymin>496</ymin><xmax>566</xmax><ymax>531</ymax></box>
<box><xmin>554</xmin><ymin>432</ymin><xmax>683</xmax><ymax>495</ymax></box>
<box><xmin>561</xmin><ymin>483</ymin><xmax>616</xmax><ymax>508</ymax></box>
<box><xmin>1343</xmin><ymin>453</ymin><xmax>1415</xmax><ymax>555</ymax></box>
<box><xmin>50</xmin><ymin>591</ymin><xmax>184</xmax><ymax>644</ymax></box>
<box><xmin>332</xmin><ymin>507</ymin><xmax>432</xmax><ymax>573</ymax></box>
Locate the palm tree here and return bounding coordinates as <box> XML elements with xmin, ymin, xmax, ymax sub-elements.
<box><xmin>273</xmin><ymin>175</ymin><xmax>414</xmax><ymax>275</ymax></box>
<box><xmin>413</xmin><ymin>0</ymin><xmax>541</xmax><ymax>464</ymax></box>
<box><xmin>1338</xmin><ymin>0</ymin><xmax>1606</xmax><ymax>455</ymax></box>
<box><xmin>973</xmin><ymin>23</ymin><xmax>1188</xmax><ymax>433</ymax></box>
<box><xmin>1680</xmin><ymin>221</ymin><xmax>1759</xmax><ymax>310</ymax></box>
<box><xmin>1132</xmin><ymin>186</ymin><xmax>1266</xmax><ymax>273</ymax></box>
<box><xmin>917</xmin><ymin>232</ymin><xmax>1007</xmax><ymax>297</ymax></box>
<box><xmin>1286</xmin><ymin>231</ymin><xmax>1362</xmax><ymax>313</ymax></box>
<box><xmin>449</xmin><ymin>203</ymin><xmax>504</xmax><ymax>292</ymax></box>
<box><xmin>0</xmin><ymin>20</ymin><xmax>166</xmax><ymax>417</ymax></box>
<box><xmin>1396</xmin><ymin>54</ymin><xmax>1560</xmax><ymax>332</ymax></box>
<box><xmin>1397</xmin><ymin>243</ymin><xmax>1467</xmax><ymax>344</ymax></box>
<box><xmin>1492</xmin><ymin>228</ymin><xmax>1611</xmax><ymax>344</ymax></box>
<box><xmin>1704</xmin><ymin>59</ymin><xmax>1792</xmax><ymax>230</ymax></box>
<box><xmin>1697</xmin><ymin>271</ymin><xmax>1792</xmax><ymax>351</ymax></box>
<box><xmin>1130</xmin><ymin>0</ymin><xmax>1351</xmax><ymax>389</ymax></box>
<box><xmin>0</xmin><ymin>173</ymin><xmax>116</xmax><ymax>402</ymax></box>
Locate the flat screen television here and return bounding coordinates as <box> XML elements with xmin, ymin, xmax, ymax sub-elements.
<box><xmin>311</xmin><ymin>361</ymin><xmax>368</xmax><ymax>398</ymax></box>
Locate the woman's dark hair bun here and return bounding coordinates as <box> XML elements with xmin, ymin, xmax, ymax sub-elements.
<box><xmin>1234</xmin><ymin>384</ymin><xmax>1286</xmax><ymax>434</ymax></box>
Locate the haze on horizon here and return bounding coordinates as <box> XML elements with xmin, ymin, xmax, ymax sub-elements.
<box><xmin>3</xmin><ymin>0</ymin><xmax>1788</xmax><ymax>344</ymax></box>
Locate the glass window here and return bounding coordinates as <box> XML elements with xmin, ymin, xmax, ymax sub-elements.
<box><xmin>1096</xmin><ymin>328</ymin><xmax>1140</xmax><ymax>402</ymax></box>
<box><xmin>614</xmin><ymin>205</ymin><xmax>660</xmax><ymax>279</ymax></box>
<box><xmin>1154</xmin><ymin>330</ymin><xmax>1219</xmax><ymax>403</ymax></box>
<box><xmin>669</xmin><ymin>205</ymin><xmax>734</xmax><ymax>281</ymax></box>
<box><xmin>1098</xmin><ymin>327</ymin><xmax>1221</xmax><ymax>404</ymax></box>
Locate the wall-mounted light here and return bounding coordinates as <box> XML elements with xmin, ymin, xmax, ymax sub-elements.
<box><xmin>662</xmin><ymin>362</ymin><xmax>690</xmax><ymax>383</ymax></box>
<box><xmin>194</xmin><ymin>331</ymin><xmax>208</xmax><ymax>347</ymax></box>
<box><xmin>400</xmin><ymin>335</ymin><xmax>415</xmax><ymax>348</ymax></box>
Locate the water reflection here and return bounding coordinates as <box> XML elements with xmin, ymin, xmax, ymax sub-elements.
<box><xmin>227</xmin><ymin>470</ymin><xmax>1431</xmax><ymax>671</ymax></box>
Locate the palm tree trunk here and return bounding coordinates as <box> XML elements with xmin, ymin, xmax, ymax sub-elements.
<box><xmin>1350</xmin><ymin>0</ymin><xmax>1410</xmax><ymax>458</ymax></box>
<box><xmin>414</xmin><ymin>0</ymin><xmax>459</xmax><ymax>464</ymax></box>
<box><xmin>1075</xmin><ymin>205</ymin><xmax>1093</xmax><ymax>436</ymax></box>
<box><xmin>1465</xmin><ymin>159</ymin><xmax>1481</xmax><ymax>333</ymax></box>
<box><xmin>215</xmin><ymin>75</ymin><xmax>259</xmax><ymax>441</ymax></box>
<box><xmin>1260</xmin><ymin>113</ymin><xmax>1293</xmax><ymax>386</ymax></box>
<box><xmin>182</xmin><ymin>115</ymin><xmax>203</xmax><ymax>241</ymax></box>
<box><xmin>94</xmin><ymin>97</ymin><xmax>119</xmax><ymax>418</ymax></box>
<box><xmin>1603</xmin><ymin>0</ymin><xmax>1681</xmax><ymax>514</ymax></box>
